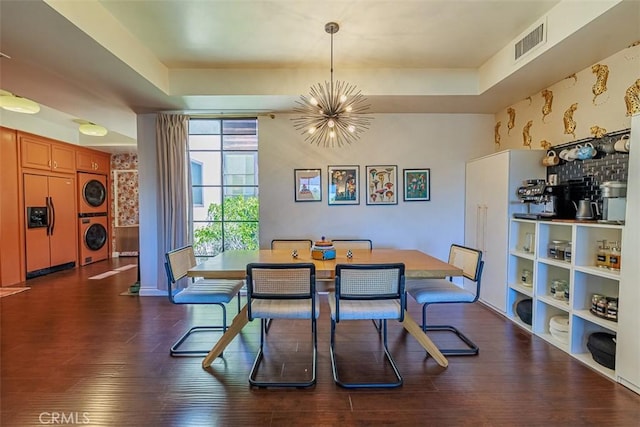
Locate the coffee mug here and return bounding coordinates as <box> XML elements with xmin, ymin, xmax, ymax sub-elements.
<box><xmin>569</xmin><ymin>145</ymin><xmax>582</xmax><ymax>160</ymax></box>
<box><xmin>560</xmin><ymin>147</ymin><xmax>576</xmax><ymax>161</ymax></box>
<box><xmin>576</xmin><ymin>142</ymin><xmax>596</xmax><ymax>160</ymax></box>
<box><xmin>542</xmin><ymin>150</ymin><xmax>559</xmax><ymax>166</ymax></box>
<box><xmin>615</xmin><ymin>135</ymin><xmax>630</xmax><ymax>153</ymax></box>
<box><xmin>599</xmin><ymin>140</ymin><xmax>616</xmax><ymax>154</ymax></box>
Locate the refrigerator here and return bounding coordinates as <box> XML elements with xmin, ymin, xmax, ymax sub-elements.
<box><xmin>24</xmin><ymin>174</ymin><xmax>77</xmax><ymax>278</ymax></box>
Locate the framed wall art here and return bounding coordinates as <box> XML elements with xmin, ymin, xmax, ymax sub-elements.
<box><xmin>328</xmin><ymin>165</ymin><xmax>360</xmax><ymax>205</ymax></box>
<box><xmin>294</xmin><ymin>169</ymin><xmax>322</xmax><ymax>202</ymax></box>
<box><xmin>365</xmin><ymin>165</ymin><xmax>398</xmax><ymax>205</ymax></box>
<box><xmin>403</xmin><ymin>168</ymin><xmax>431</xmax><ymax>201</ymax></box>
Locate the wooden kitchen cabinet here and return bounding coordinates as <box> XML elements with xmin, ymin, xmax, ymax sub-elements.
<box><xmin>0</xmin><ymin>127</ymin><xmax>23</xmax><ymax>286</ymax></box>
<box><xmin>19</xmin><ymin>132</ymin><xmax>75</xmax><ymax>174</ymax></box>
<box><xmin>76</xmin><ymin>149</ymin><xmax>110</xmax><ymax>174</ymax></box>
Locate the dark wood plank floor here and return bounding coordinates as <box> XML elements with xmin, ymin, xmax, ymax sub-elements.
<box><xmin>2</xmin><ymin>257</ymin><xmax>639</xmax><ymax>426</ymax></box>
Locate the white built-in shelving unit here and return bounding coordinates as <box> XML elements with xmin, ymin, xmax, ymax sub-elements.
<box><xmin>508</xmin><ymin>219</ymin><xmax>623</xmax><ymax>380</ymax></box>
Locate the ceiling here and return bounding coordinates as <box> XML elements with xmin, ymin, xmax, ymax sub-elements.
<box><xmin>1</xmin><ymin>0</ymin><xmax>639</xmax><ymax>152</ymax></box>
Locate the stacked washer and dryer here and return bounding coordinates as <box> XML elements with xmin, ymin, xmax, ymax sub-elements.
<box><xmin>77</xmin><ymin>173</ymin><xmax>109</xmax><ymax>265</ymax></box>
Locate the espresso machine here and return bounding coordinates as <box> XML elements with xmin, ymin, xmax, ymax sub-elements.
<box><xmin>514</xmin><ymin>180</ymin><xmax>558</xmax><ymax>219</ymax></box>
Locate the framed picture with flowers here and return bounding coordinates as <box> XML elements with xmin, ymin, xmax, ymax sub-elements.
<box><xmin>403</xmin><ymin>168</ymin><xmax>430</xmax><ymax>201</ymax></box>
<box><xmin>365</xmin><ymin>165</ymin><xmax>398</xmax><ymax>205</ymax></box>
<box><xmin>327</xmin><ymin>165</ymin><xmax>359</xmax><ymax>205</ymax></box>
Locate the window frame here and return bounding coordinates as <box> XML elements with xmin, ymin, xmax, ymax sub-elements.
<box><xmin>189</xmin><ymin>118</ymin><xmax>259</xmax><ymax>259</ymax></box>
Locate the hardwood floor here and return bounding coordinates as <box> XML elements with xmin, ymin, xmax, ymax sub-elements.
<box><xmin>2</xmin><ymin>257</ymin><xmax>639</xmax><ymax>426</ymax></box>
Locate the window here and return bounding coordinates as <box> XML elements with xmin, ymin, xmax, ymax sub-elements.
<box><xmin>191</xmin><ymin>160</ymin><xmax>203</xmax><ymax>206</ymax></box>
<box><xmin>189</xmin><ymin>118</ymin><xmax>259</xmax><ymax>259</ymax></box>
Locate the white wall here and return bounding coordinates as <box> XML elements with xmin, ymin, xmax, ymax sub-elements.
<box><xmin>258</xmin><ymin>113</ymin><xmax>493</xmax><ymax>261</ymax></box>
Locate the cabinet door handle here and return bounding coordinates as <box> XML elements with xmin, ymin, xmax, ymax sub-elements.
<box><xmin>53</xmin><ymin>161</ymin><xmax>57</xmax><ymax>169</ymax></box>
<box><xmin>482</xmin><ymin>205</ymin><xmax>488</xmax><ymax>253</ymax></box>
<box><xmin>476</xmin><ymin>205</ymin><xmax>482</xmax><ymax>249</ymax></box>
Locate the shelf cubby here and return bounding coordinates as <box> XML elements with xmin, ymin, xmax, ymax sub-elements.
<box><xmin>574</xmin><ymin>224</ymin><xmax>623</xmax><ymax>269</ymax></box>
<box><xmin>572</xmin><ymin>270</ymin><xmax>619</xmax><ymax>311</ymax></box>
<box><xmin>507</xmin><ymin>255</ymin><xmax>535</xmax><ymax>289</ymax></box>
<box><xmin>506</xmin><ymin>288</ymin><xmax>533</xmax><ymax>331</ymax></box>
<box><xmin>534</xmin><ymin>299</ymin><xmax>570</xmax><ymax>347</ymax></box>
<box><xmin>510</xmin><ymin>219</ymin><xmax>537</xmax><ymax>254</ymax></box>
<box><xmin>535</xmin><ymin>261</ymin><xmax>571</xmax><ymax>301</ymax></box>
<box><xmin>570</xmin><ymin>315</ymin><xmax>617</xmax><ymax>379</ymax></box>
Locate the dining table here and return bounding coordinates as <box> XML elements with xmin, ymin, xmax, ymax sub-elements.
<box><xmin>188</xmin><ymin>248</ymin><xmax>463</xmax><ymax>369</ymax></box>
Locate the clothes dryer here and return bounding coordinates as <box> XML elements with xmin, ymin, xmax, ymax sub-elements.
<box><xmin>78</xmin><ymin>173</ymin><xmax>107</xmax><ymax>216</ymax></box>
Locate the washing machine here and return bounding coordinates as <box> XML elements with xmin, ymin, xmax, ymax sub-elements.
<box><xmin>78</xmin><ymin>172</ymin><xmax>108</xmax><ymax>216</ymax></box>
<box><xmin>79</xmin><ymin>215</ymin><xmax>109</xmax><ymax>266</ymax></box>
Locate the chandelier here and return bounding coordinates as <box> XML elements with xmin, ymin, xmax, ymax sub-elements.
<box><xmin>292</xmin><ymin>22</ymin><xmax>372</xmax><ymax>147</ymax></box>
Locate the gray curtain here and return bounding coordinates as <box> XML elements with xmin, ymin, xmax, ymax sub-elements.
<box><xmin>156</xmin><ymin>113</ymin><xmax>192</xmax><ymax>289</ymax></box>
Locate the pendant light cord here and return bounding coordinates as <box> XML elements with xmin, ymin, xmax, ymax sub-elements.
<box><xmin>330</xmin><ymin>29</ymin><xmax>334</xmax><ymax>102</ymax></box>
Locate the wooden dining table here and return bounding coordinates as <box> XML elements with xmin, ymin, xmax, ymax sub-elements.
<box><xmin>188</xmin><ymin>248</ymin><xmax>463</xmax><ymax>369</ymax></box>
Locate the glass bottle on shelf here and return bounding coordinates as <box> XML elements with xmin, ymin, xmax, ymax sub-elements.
<box><xmin>548</xmin><ymin>240</ymin><xmax>568</xmax><ymax>260</ymax></box>
<box><xmin>606</xmin><ymin>298</ymin><xmax>618</xmax><ymax>321</ymax></box>
<box><xmin>596</xmin><ymin>240</ymin><xmax>609</xmax><ymax>268</ymax></box>
<box><xmin>522</xmin><ymin>233</ymin><xmax>534</xmax><ymax>253</ymax></box>
<box><xmin>564</xmin><ymin>242</ymin><xmax>572</xmax><ymax>262</ymax></box>
<box><xmin>608</xmin><ymin>241</ymin><xmax>621</xmax><ymax>271</ymax></box>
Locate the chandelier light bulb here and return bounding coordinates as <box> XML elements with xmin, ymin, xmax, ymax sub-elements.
<box><xmin>345</xmin><ymin>105</ymin><xmax>353</xmax><ymax>113</ymax></box>
<box><xmin>330</xmin><ymin>130</ymin><xmax>335</xmax><ymax>138</ymax></box>
<box><xmin>308</xmin><ymin>127</ymin><xmax>316</xmax><ymax>134</ymax></box>
<box><xmin>340</xmin><ymin>94</ymin><xmax>347</xmax><ymax>103</ymax></box>
<box><xmin>310</xmin><ymin>97</ymin><xmax>318</xmax><ymax>106</ymax></box>
<box><xmin>328</xmin><ymin>119</ymin><xmax>335</xmax><ymax>128</ymax></box>
<box><xmin>348</xmin><ymin>125</ymin><xmax>356</xmax><ymax>133</ymax></box>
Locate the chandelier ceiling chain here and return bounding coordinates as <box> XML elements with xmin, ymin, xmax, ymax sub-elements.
<box><xmin>292</xmin><ymin>22</ymin><xmax>372</xmax><ymax>147</ymax></box>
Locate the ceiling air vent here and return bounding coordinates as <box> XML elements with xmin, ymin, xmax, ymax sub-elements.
<box><xmin>514</xmin><ymin>22</ymin><xmax>546</xmax><ymax>62</ymax></box>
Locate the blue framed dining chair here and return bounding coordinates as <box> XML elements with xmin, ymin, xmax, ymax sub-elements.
<box><xmin>164</xmin><ymin>245</ymin><xmax>244</xmax><ymax>356</ymax></box>
<box><xmin>406</xmin><ymin>244</ymin><xmax>484</xmax><ymax>356</ymax></box>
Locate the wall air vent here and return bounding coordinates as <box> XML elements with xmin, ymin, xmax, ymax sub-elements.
<box><xmin>514</xmin><ymin>21</ymin><xmax>546</xmax><ymax>62</ymax></box>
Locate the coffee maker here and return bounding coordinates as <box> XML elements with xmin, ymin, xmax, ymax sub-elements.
<box><xmin>600</xmin><ymin>181</ymin><xmax>627</xmax><ymax>223</ymax></box>
<box><xmin>548</xmin><ymin>183</ymin><xmax>576</xmax><ymax>219</ymax></box>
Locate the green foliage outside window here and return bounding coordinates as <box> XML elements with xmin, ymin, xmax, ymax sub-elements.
<box><xmin>193</xmin><ymin>195</ymin><xmax>259</xmax><ymax>257</ymax></box>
